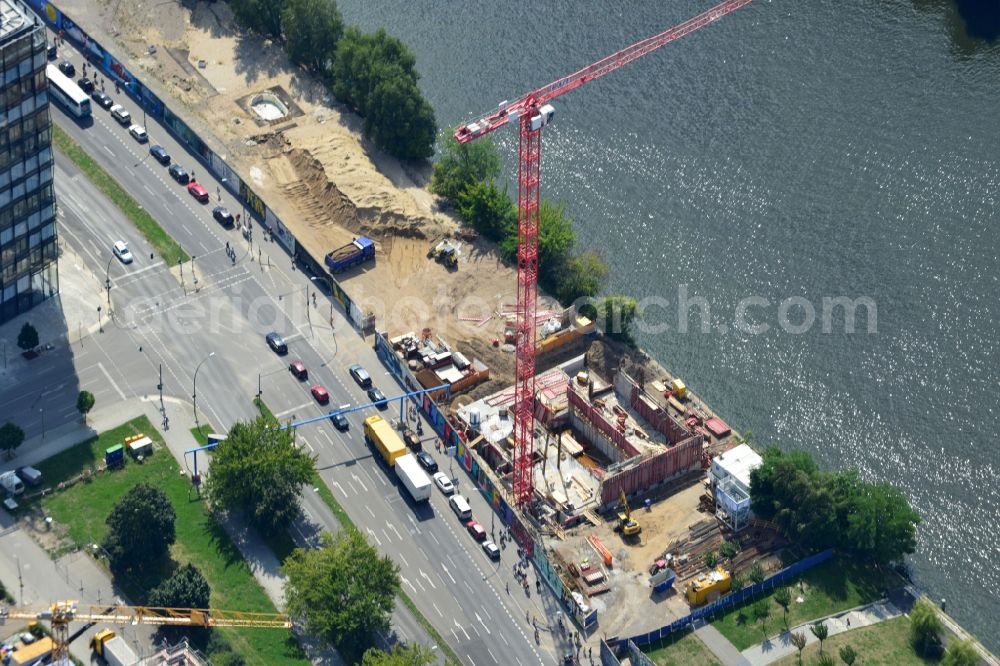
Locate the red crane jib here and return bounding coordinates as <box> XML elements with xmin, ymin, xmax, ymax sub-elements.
<box><xmin>455</xmin><ymin>0</ymin><xmax>755</xmax><ymax>507</ymax></box>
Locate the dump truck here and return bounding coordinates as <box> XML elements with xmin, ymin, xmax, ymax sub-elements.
<box><xmin>364</xmin><ymin>415</ymin><xmax>407</xmax><ymax>467</ymax></box>
<box><xmin>90</xmin><ymin>629</ymin><xmax>137</xmax><ymax>666</ymax></box>
<box><xmin>325</xmin><ymin>236</ymin><xmax>375</xmax><ymax>273</ymax></box>
<box><xmin>394</xmin><ymin>453</ymin><xmax>432</xmax><ymax>502</ymax></box>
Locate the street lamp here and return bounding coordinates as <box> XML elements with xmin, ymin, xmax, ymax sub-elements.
<box><xmin>105</xmin><ymin>257</ymin><xmax>114</xmax><ymax>309</ymax></box>
<box><xmin>192</xmin><ymin>352</ymin><xmax>215</xmax><ymax>429</ymax></box>
<box><xmin>310</xmin><ymin>276</ymin><xmax>336</xmax><ymax>329</ymax></box>
<box><xmin>97</xmin><ymin>305</ymin><xmax>103</xmax><ymax>333</ymax></box>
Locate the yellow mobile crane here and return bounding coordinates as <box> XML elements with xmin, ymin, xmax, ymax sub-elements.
<box><xmin>0</xmin><ymin>601</ymin><xmax>291</xmax><ymax>664</ymax></box>
<box><xmin>615</xmin><ymin>491</ymin><xmax>641</xmax><ymax>539</ymax></box>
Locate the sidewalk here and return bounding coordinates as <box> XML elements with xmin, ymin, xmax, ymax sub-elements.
<box><xmin>696</xmin><ymin>622</ymin><xmax>751</xmax><ymax>666</ymax></box>
<box><xmin>740</xmin><ymin>599</ymin><xmax>901</xmax><ymax>666</ymax></box>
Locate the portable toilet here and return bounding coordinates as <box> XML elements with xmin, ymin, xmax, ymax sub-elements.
<box><xmin>105</xmin><ymin>444</ymin><xmax>125</xmax><ymax>469</ymax></box>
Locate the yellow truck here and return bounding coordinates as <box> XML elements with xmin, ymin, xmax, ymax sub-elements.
<box><xmin>9</xmin><ymin>637</ymin><xmax>53</xmax><ymax>666</ymax></box>
<box><xmin>364</xmin><ymin>415</ymin><xmax>407</xmax><ymax>466</ymax></box>
<box><xmin>686</xmin><ymin>567</ymin><xmax>731</xmax><ymax>605</ymax></box>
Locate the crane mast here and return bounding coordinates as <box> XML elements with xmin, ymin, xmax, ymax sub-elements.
<box><xmin>455</xmin><ymin>0</ymin><xmax>754</xmax><ymax>507</ymax></box>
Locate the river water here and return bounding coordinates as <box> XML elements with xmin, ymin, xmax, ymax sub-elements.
<box><xmin>338</xmin><ymin>0</ymin><xmax>1000</xmax><ymax>648</ymax></box>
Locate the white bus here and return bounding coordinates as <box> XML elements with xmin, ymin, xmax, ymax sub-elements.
<box><xmin>46</xmin><ymin>64</ymin><xmax>91</xmax><ymax>119</ymax></box>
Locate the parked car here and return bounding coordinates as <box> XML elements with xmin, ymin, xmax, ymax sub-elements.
<box><xmin>91</xmin><ymin>90</ymin><xmax>113</xmax><ymax>109</ymax></box>
<box><xmin>466</xmin><ymin>520</ymin><xmax>487</xmax><ymax>542</ymax></box>
<box><xmin>482</xmin><ymin>540</ymin><xmax>501</xmax><ymax>561</ymax></box>
<box><xmin>415</xmin><ymin>451</ymin><xmax>438</xmax><ymax>473</ymax></box>
<box><xmin>432</xmin><ymin>472</ymin><xmax>454</xmax><ymax>495</ymax></box>
<box><xmin>112</xmin><ymin>240</ymin><xmax>133</xmax><ymax>264</ymax></box>
<box><xmin>149</xmin><ymin>145</ymin><xmax>170</xmax><ymax>165</ymax></box>
<box><xmin>168</xmin><ymin>163</ymin><xmax>189</xmax><ymax>184</ymax></box>
<box><xmin>367</xmin><ymin>387</ymin><xmax>387</xmax><ymax>408</ymax></box>
<box><xmin>57</xmin><ymin>60</ymin><xmax>75</xmax><ymax>77</ymax></box>
<box><xmin>213</xmin><ymin>206</ymin><xmax>235</xmax><ymax>227</ymax></box>
<box><xmin>16</xmin><ymin>466</ymin><xmax>42</xmax><ymax>487</ymax></box>
<box><xmin>310</xmin><ymin>385</ymin><xmax>330</xmax><ymax>404</ymax></box>
<box><xmin>349</xmin><ymin>364</ymin><xmax>372</xmax><ymax>388</ymax></box>
<box><xmin>187</xmin><ymin>181</ymin><xmax>209</xmax><ymax>203</ymax></box>
<box><xmin>109</xmin><ymin>104</ymin><xmax>131</xmax><ymax>125</ymax></box>
<box><xmin>47</xmin><ymin>42</ymin><xmax>57</xmax><ymax>59</ymax></box>
<box><xmin>265</xmin><ymin>331</ymin><xmax>287</xmax><ymax>354</ymax></box>
<box><xmin>331</xmin><ymin>413</ymin><xmax>349</xmax><ymax>431</ymax></box>
<box><xmin>288</xmin><ymin>360</ymin><xmax>307</xmax><ymax>380</ymax></box>
<box><xmin>128</xmin><ymin>125</ymin><xmax>148</xmax><ymax>143</ymax></box>
<box><xmin>77</xmin><ymin>76</ymin><xmax>94</xmax><ymax>93</ymax></box>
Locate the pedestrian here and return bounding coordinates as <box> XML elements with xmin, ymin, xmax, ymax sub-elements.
<box><xmin>589</xmin><ymin>647</ymin><xmax>592</xmax><ymax>660</ymax></box>
<box><xmin>846</xmin><ymin>617</ymin><xmax>851</xmax><ymax>628</ymax></box>
<box><xmin>225</xmin><ymin>241</ymin><xmax>230</xmax><ymax>251</ymax></box>
<box><xmin>505</xmin><ymin>582</ymin><xmax>509</xmax><ymax>594</ymax></box>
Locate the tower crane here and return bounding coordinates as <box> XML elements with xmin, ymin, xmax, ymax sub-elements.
<box><xmin>454</xmin><ymin>0</ymin><xmax>755</xmax><ymax>507</ymax></box>
<box><xmin>0</xmin><ymin>600</ymin><xmax>291</xmax><ymax>663</ymax></box>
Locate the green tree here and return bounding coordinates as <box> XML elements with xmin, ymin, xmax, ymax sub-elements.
<box><xmin>596</xmin><ymin>296</ymin><xmax>639</xmax><ymax>343</ymax></box>
<box><xmin>845</xmin><ymin>482</ymin><xmax>921</xmax><ymax>564</ymax></box>
<box><xmin>361</xmin><ymin>644</ymin><xmax>436</xmax><ymax>666</ymax></box>
<box><xmin>747</xmin><ymin>561</ymin><xmax>766</xmax><ymax>585</ymax></box>
<box><xmin>790</xmin><ymin>631</ymin><xmax>807</xmax><ymax>665</ymax></box>
<box><xmin>703</xmin><ymin>551</ymin><xmax>718</xmax><ymax>569</ymax></box>
<box><xmin>430</xmin><ymin>132</ymin><xmax>501</xmax><ymax>203</ymax></box>
<box><xmin>0</xmin><ymin>422</ymin><xmax>25</xmax><ymax>460</ymax></box>
<box><xmin>76</xmin><ymin>390</ymin><xmax>95</xmax><ymax>424</ymax></box>
<box><xmin>535</xmin><ymin>199</ymin><xmax>576</xmax><ymax>276</ymax></box>
<box><xmin>148</xmin><ymin>563</ymin><xmax>210</xmax><ymax>609</ymax></box>
<box><xmin>365</xmin><ymin>73</ymin><xmax>437</xmax><ymax>160</ymax></box>
<box><xmin>730</xmin><ymin>573</ymin><xmax>745</xmax><ymax>593</ymax></box>
<box><xmin>773</xmin><ymin>586</ymin><xmax>792</xmax><ymax>627</ymax></box>
<box><xmin>283</xmin><ymin>531</ymin><xmax>400</xmax><ymax>661</ymax></box>
<box><xmin>456</xmin><ymin>180</ymin><xmax>516</xmax><ymax>243</ymax></box>
<box><xmin>752</xmin><ymin>601</ymin><xmax>770</xmax><ymax>638</ymax></box>
<box><xmin>719</xmin><ymin>540</ymin><xmax>740</xmax><ymax>560</ymax></box>
<box><xmin>813</xmin><ymin>654</ymin><xmax>836</xmax><ymax>666</ymax></box>
<box><xmin>205</xmin><ymin>416</ymin><xmax>315</xmax><ymax>537</ymax></box>
<box><xmin>810</xmin><ymin>621</ymin><xmax>829</xmax><ymax>654</ymax></box>
<box><xmin>281</xmin><ymin>0</ymin><xmax>344</xmax><ymax>75</ymax></box>
<box><xmin>942</xmin><ymin>638</ymin><xmax>980</xmax><ymax>666</ymax></box>
<box><xmin>228</xmin><ymin>0</ymin><xmax>285</xmax><ymax>37</ymax></box>
<box><xmin>102</xmin><ymin>483</ymin><xmax>175</xmax><ymax>571</ymax></box>
<box><xmin>838</xmin><ymin>645</ymin><xmax>857</xmax><ymax>665</ymax></box>
<box><xmin>910</xmin><ymin>597</ymin><xmax>944</xmax><ymax>657</ymax></box>
<box><xmin>16</xmin><ymin>322</ymin><xmax>38</xmax><ymax>351</ymax></box>
<box><xmin>331</xmin><ymin>27</ymin><xmax>418</xmax><ymax>116</ymax></box>
<box><xmin>557</xmin><ymin>250</ymin><xmax>608</xmax><ymax>304</ymax></box>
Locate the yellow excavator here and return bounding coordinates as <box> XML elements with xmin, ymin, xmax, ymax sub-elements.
<box><xmin>615</xmin><ymin>491</ymin><xmax>641</xmax><ymax>539</ymax></box>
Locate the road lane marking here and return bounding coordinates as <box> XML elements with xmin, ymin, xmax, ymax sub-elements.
<box><xmin>365</xmin><ymin>505</ymin><xmax>375</xmax><ymax>518</ymax></box>
<box><xmin>429</xmin><ymin>531</ymin><xmax>440</xmax><ymax>545</ymax></box>
<box><xmin>475</xmin><ymin>611</ymin><xmax>491</xmax><ymax>635</ymax></box>
<box><xmin>407</xmin><ymin>514</ymin><xmax>422</xmax><ymax>535</ymax></box>
<box><xmin>440</xmin><ymin>564</ymin><xmax>456</xmax><ymax>585</ymax></box>
<box><xmin>97</xmin><ymin>362</ymin><xmax>126</xmax><ymax>401</ymax></box>
<box><xmin>350</xmin><ymin>472</ymin><xmax>368</xmax><ymax>493</ymax></box>
<box><xmin>399</xmin><ymin>553</ymin><xmax>409</xmax><ymax>568</ymax></box>
<box><xmin>401</xmin><ymin>576</ymin><xmax>416</xmax><ymax>594</ymax></box>
<box><xmin>304</xmin><ymin>441</ymin><xmax>315</xmax><ymax>453</ymax></box>
<box><xmin>432</xmin><ymin>602</ymin><xmax>443</xmax><ymax>618</ymax></box>
<box><xmin>486</xmin><ymin>647</ymin><xmax>499</xmax><ymax>663</ymax></box>
<box><xmin>382</xmin><ymin>528</ymin><xmax>392</xmax><ymax>543</ymax></box>
<box><xmin>386</xmin><ymin>521</ymin><xmax>402</xmax><ymax>541</ymax></box>
<box><xmin>419</xmin><ymin>569</ymin><xmax>437</xmax><ymax>590</ymax></box>
<box><xmin>366</xmin><ymin>527</ymin><xmax>382</xmax><ymax>546</ymax></box>
<box><xmin>453</xmin><ymin>620</ymin><xmax>470</xmax><ymax>642</ymax></box>
<box><xmin>103</xmin><ymin>145</ymin><xmax>115</xmax><ymax>156</ymax></box>
<box><xmin>330</xmin><ymin>480</ymin><xmax>346</xmax><ymax>498</ymax></box>
<box><xmin>275</xmin><ymin>401</ymin><xmax>312</xmax><ymax>418</ymax></box>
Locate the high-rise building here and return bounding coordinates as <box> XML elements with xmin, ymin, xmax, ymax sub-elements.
<box><xmin>0</xmin><ymin>0</ymin><xmax>57</xmax><ymax>324</ymax></box>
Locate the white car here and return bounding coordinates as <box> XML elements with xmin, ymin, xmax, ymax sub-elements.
<box><xmin>113</xmin><ymin>240</ymin><xmax>133</xmax><ymax>264</ymax></box>
<box><xmin>128</xmin><ymin>124</ymin><xmax>148</xmax><ymax>143</ymax></box>
<box><xmin>432</xmin><ymin>472</ymin><xmax>454</xmax><ymax>495</ymax></box>
<box><xmin>109</xmin><ymin>104</ymin><xmax>131</xmax><ymax>125</ymax></box>
<box><xmin>482</xmin><ymin>540</ymin><xmax>501</xmax><ymax>561</ymax></box>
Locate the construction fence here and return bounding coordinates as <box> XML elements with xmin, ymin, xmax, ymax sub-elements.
<box><xmin>30</xmin><ymin>1</ymin><xmax>375</xmax><ymax>334</ymax></box>
<box><xmin>624</xmin><ymin>548</ymin><xmax>834</xmax><ymax>649</ymax></box>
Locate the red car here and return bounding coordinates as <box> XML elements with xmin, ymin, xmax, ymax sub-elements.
<box><xmin>289</xmin><ymin>360</ymin><xmax>307</xmax><ymax>380</ymax></box>
<box><xmin>466</xmin><ymin>520</ymin><xmax>487</xmax><ymax>542</ymax></box>
<box><xmin>310</xmin><ymin>385</ymin><xmax>329</xmax><ymax>404</ymax></box>
<box><xmin>187</xmin><ymin>181</ymin><xmax>209</xmax><ymax>203</ymax></box>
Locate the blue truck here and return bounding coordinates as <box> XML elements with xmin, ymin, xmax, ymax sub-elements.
<box><xmin>325</xmin><ymin>236</ymin><xmax>375</xmax><ymax>273</ymax></box>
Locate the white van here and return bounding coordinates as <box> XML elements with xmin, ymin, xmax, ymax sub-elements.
<box><xmin>0</xmin><ymin>471</ymin><xmax>24</xmax><ymax>496</ymax></box>
<box><xmin>449</xmin><ymin>494</ymin><xmax>472</xmax><ymax>521</ymax></box>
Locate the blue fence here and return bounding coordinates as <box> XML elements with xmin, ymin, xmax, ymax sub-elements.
<box><xmin>624</xmin><ymin>548</ymin><xmax>834</xmax><ymax>648</ymax></box>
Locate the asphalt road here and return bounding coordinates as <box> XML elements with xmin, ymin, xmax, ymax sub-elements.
<box><xmin>0</xmin><ymin>39</ymin><xmax>569</xmax><ymax>665</ymax></box>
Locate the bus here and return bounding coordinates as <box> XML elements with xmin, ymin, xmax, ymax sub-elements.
<box><xmin>46</xmin><ymin>64</ymin><xmax>91</xmax><ymax>119</ymax></box>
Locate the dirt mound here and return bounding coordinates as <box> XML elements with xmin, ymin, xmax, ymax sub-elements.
<box><xmin>584</xmin><ymin>338</ymin><xmax>656</xmax><ymax>383</ymax></box>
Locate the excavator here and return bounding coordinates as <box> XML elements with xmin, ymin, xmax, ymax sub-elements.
<box><xmin>615</xmin><ymin>490</ymin><xmax>641</xmax><ymax>539</ymax></box>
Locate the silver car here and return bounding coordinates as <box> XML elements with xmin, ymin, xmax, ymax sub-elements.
<box><xmin>113</xmin><ymin>240</ymin><xmax>133</xmax><ymax>264</ymax></box>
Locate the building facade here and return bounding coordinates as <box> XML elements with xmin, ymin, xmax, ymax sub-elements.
<box><xmin>0</xmin><ymin>0</ymin><xmax>57</xmax><ymax>324</ymax></box>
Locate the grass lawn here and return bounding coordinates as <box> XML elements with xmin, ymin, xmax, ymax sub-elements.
<box><xmin>190</xmin><ymin>425</ymin><xmax>213</xmax><ymax>446</ymax></box>
<box><xmin>772</xmin><ymin>616</ymin><xmax>937</xmax><ymax>666</ymax></box>
<box><xmin>711</xmin><ymin>556</ymin><xmax>892</xmax><ymax>650</ymax></box>
<box><xmin>52</xmin><ymin>125</ymin><xmax>188</xmax><ymax>265</ymax></box>
<box><xmin>38</xmin><ymin>416</ymin><xmax>307</xmax><ymax>666</ymax></box>
<box><xmin>645</xmin><ymin>629</ymin><xmax>723</xmax><ymax>666</ymax></box>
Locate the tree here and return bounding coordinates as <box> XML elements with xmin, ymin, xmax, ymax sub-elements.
<box><xmin>703</xmin><ymin>551</ymin><xmax>718</xmax><ymax>569</ymax></box>
<box><xmin>430</xmin><ymin>132</ymin><xmax>501</xmax><ymax>203</ymax></box>
<box><xmin>456</xmin><ymin>180</ymin><xmax>517</xmax><ymax>243</ymax></box>
<box><xmin>365</xmin><ymin>73</ymin><xmax>437</xmax><ymax>160</ymax></box>
<box><xmin>557</xmin><ymin>250</ymin><xmax>608</xmax><ymax>304</ymax></box>
<box><xmin>148</xmin><ymin>563</ymin><xmax>210</xmax><ymax>609</ymax></box>
<box><xmin>845</xmin><ymin>482</ymin><xmax>921</xmax><ymax>564</ymax></box>
<box><xmin>0</xmin><ymin>422</ymin><xmax>25</xmax><ymax>460</ymax></box>
<box><xmin>102</xmin><ymin>483</ymin><xmax>175</xmax><ymax>571</ymax></box>
<box><xmin>910</xmin><ymin>597</ymin><xmax>944</xmax><ymax>657</ymax></box>
<box><xmin>729</xmin><ymin>573</ymin><xmax>746</xmax><ymax>593</ymax></box>
<box><xmin>331</xmin><ymin>27</ymin><xmax>418</xmax><ymax>116</ymax></box>
<box><xmin>361</xmin><ymin>644</ymin><xmax>436</xmax><ymax>666</ymax></box>
<box><xmin>838</xmin><ymin>645</ymin><xmax>857</xmax><ymax>665</ymax></box>
<box><xmin>790</xmin><ymin>631</ymin><xmax>807</xmax><ymax>665</ymax></box>
<box><xmin>535</xmin><ymin>199</ymin><xmax>576</xmax><ymax>276</ymax></box>
<box><xmin>205</xmin><ymin>416</ymin><xmax>315</xmax><ymax>537</ymax></box>
<box><xmin>17</xmin><ymin>323</ymin><xmax>38</xmax><ymax>351</ymax></box>
<box><xmin>813</xmin><ymin>654</ymin><xmax>836</xmax><ymax>666</ymax></box>
<box><xmin>281</xmin><ymin>0</ymin><xmax>344</xmax><ymax>75</ymax></box>
<box><xmin>596</xmin><ymin>296</ymin><xmax>639</xmax><ymax>343</ymax></box>
<box><xmin>751</xmin><ymin>600</ymin><xmax>770</xmax><ymax>638</ymax></box>
<box><xmin>719</xmin><ymin>540</ymin><xmax>740</xmax><ymax>560</ymax></box>
<box><xmin>284</xmin><ymin>530</ymin><xmax>400</xmax><ymax>661</ymax></box>
<box><xmin>810</xmin><ymin>621</ymin><xmax>829</xmax><ymax>654</ymax></box>
<box><xmin>748</xmin><ymin>561</ymin><xmax>766</xmax><ymax>585</ymax></box>
<box><xmin>76</xmin><ymin>390</ymin><xmax>95</xmax><ymax>424</ymax></box>
<box><xmin>942</xmin><ymin>638</ymin><xmax>980</xmax><ymax>666</ymax></box>
<box><xmin>773</xmin><ymin>586</ymin><xmax>792</xmax><ymax>627</ymax></box>
<box><xmin>228</xmin><ymin>0</ymin><xmax>285</xmax><ymax>37</ymax></box>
